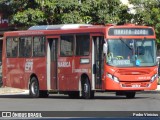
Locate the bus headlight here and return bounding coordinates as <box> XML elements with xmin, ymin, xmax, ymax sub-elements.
<box><xmin>107</xmin><ymin>74</ymin><xmax>113</xmax><ymax>79</ymax></box>
<box><xmin>107</xmin><ymin>73</ymin><xmax>119</xmax><ymax>83</ymax></box>
<box><xmin>113</xmin><ymin>76</ymin><xmax>119</xmax><ymax>83</ymax></box>
<box><xmin>150</xmin><ymin>74</ymin><xmax>158</xmax><ymax>83</ymax></box>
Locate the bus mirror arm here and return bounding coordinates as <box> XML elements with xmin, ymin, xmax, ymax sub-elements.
<box><xmin>93</xmin><ymin>64</ymin><xmax>96</xmax><ymax>74</ymax></box>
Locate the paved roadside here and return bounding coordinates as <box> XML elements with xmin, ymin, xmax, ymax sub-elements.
<box><xmin>0</xmin><ymin>87</ymin><xmax>29</xmax><ymax>95</ymax></box>
<box><xmin>0</xmin><ymin>85</ymin><xmax>159</xmax><ymax>95</ymax></box>
<box><xmin>156</xmin><ymin>85</ymin><xmax>160</xmax><ymax>91</ymax></box>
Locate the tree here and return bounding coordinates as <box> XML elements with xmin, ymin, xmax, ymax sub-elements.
<box><xmin>0</xmin><ymin>0</ymin><xmax>130</xmax><ymax>28</ymax></box>
<box><xmin>129</xmin><ymin>0</ymin><xmax>160</xmax><ymax>43</ymax></box>
<box><xmin>80</xmin><ymin>0</ymin><xmax>130</xmax><ymax>25</ymax></box>
<box><xmin>0</xmin><ymin>0</ymin><xmax>43</xmax><ymax>29</ymax></box>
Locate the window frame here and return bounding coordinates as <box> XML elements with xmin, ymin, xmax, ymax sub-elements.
<box><xmin>19</xmin><ymin>36</ymin><xmax>32</xmax><ymax>58</ymax></box>
<box><xmin>6</xmin><ymin>37</ymin><xmax>19</xmax><ymax>58</ymax></box>
<box><xmin>60</xmin><ymin>34</ymin><xmax>74</xmax><ymax>57</ymax></box>
<box><xmin>33</xmin><ymin>36</ymin><xmax>46</xmax><ymax>57</ymax></box>
<box><xmin>75</xmin><ymin>33</ymin><xmax>90</xmax><ymax>56</ymax></box>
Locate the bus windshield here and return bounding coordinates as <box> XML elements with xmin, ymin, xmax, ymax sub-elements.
<box><xmin>106</xmin><ymin>39</ymin><xmax>156</xmax><ymax>67</ymax></box>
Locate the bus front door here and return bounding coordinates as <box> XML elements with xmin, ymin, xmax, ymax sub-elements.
<box><xmin>48</xmin><ymin>38</ymin><xmax>58</xmax><ymax>90</ymax></box>
<box><xmin>92</xmin><ymin>36</ymin><xmax>104</xmax><ymax>89</ymax></box>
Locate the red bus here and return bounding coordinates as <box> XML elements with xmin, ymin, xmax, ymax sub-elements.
<box><xmin>2</xmin><ymin>24</ymin><xmax>157</xmax><ymax>99</ymax></box>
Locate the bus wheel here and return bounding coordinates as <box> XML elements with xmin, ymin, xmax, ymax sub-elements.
<box><xmin>126</xmin><ymin>92</ymin><xmax>136</xmax><ymax>99</ymax></box>
<box><xmin>81</xmin><ymin>78</ymin><xmax>93</xmax><ymax>99</ymax></box>
<box><xmin>29</xmin><ymin>77</ymin><xmax>39</xmax><ymax>98</ymax></box>
<box><xmin>0</xmin><ymin>79</ymin><xmax>2</xmax><ymax>87</ymax></box>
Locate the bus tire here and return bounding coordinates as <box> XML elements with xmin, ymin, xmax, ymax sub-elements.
<box><xmin>29</xmin><ymin>77</ymin><xmax>39</xmax><ymax>98</ymax></box>
<box><xmin>81</xmin><ymin>77</ymin><xmax>93</xmax><ymax>99</ymax></box>
<box><xmin>0</xmin><ymin>78</ymin><xmax>2</xmax><ymax>87</ymax></box>
<box><xmin>126</xmin><ymin>92</ymin><xmax>136</xmax><ymax>99</ymax></box>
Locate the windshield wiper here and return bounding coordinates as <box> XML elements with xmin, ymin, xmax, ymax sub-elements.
<box><xmin>119</xmin><ymin>38</ymin><xmax>133</xmax><ymax>50</ymax></box>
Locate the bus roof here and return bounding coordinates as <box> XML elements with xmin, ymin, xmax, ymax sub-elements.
<box><xmin>3</xmin><ymin>24</ymin><xmax>155</xmax><ymax>38</ymax></box>
<box><xmin>28</xmin><ymin>24</ymin><xmax>93</xmax><ymax>30</ymax></box>
<box><xmin>4</xmin><ymin>24</ymin><xmax>105</xmax><ymax>36</ymax></box>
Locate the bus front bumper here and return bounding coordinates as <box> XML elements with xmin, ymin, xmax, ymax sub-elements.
<box><xmin>105</xmin><ymin>77</ymin><xmax>157</xmax><ymax>91</ymax></box>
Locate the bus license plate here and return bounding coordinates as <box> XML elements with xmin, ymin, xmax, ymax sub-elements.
<box><xmin>132</xmin><ymin>84</ymin><xmax>141</xmax><ymax>88</ymax></box>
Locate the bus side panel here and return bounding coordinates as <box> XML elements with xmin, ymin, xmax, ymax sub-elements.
<box><xmin>73</xmin><ymin>56</ymin><xmax>92</xmax><ymax>88</ymax></box>
<box><xmin>58</xmin><ymin>75</ymin><xmax>78</xmax><ymax>91</ymax></box>
<box><xmin>2</xmin><ymin>58</ymin><xmax>24</xmax><ymax>88</ymax></box>
<box><xmin>58</xmin><ymin>57</ymin><xmax>79</xmax><ymax>91</ymax></box>
<box><xmin>4</xmin><ymin>57</ymin><xmax>47</xmax><ymax>90</ymax></box>
<box><xmin>58</xmin><ymin>57</ymin><xmax>92</xmax><ymax>91</ymax></box>
<box><xmin>7</xmin><ymin>58</ymin><xmax>25</xmax><ymax>89</ymax></box>
<box><xmin>31</xmin><ymin>57</ymin><xmax>47</xmax><ymax>90</ymax></box>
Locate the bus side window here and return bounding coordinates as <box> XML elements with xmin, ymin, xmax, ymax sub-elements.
<box><xmin>6</xmin><ymin>38</ymin><xmax>12</xmax><ymax>57</ymax></box>
<box><xmin>12</xmin><ymin>38</ymin><xmax>18</xmax><ymax>57</ymax></box>
<box><xmin>25</xmin><ymin>38</ymin><xmax>32</xmax><ymax>57</ymax></box>
<box><xmin>76</xmin><ymin>34</ymin><xmax>90</xmax><ymax>56</ymax></box>
<box><xmin>33</xmin><ymin>37</ymin><xmax>45</xmax><ymax>57</ymax></box>
<box><xmin>6</xmin><ymin>37</ymin><xmax>18</xmax><ymax>58</ymax></box>
<box><xmin>19</xmin><ymin>37</ymin><xmax>32</xmax><ymax>57</ymax></box>
<box><xmin>60</xmin><ymin>35</ymin><xmax>74</xmax><ymax>56</ymax></box>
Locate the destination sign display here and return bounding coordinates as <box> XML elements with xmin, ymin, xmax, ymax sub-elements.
<box><xmin>108</xmin><ymin>28</ymin><xmax>154</xmax><ymax>36</ymax></box>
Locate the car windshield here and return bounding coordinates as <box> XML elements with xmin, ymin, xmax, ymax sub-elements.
<box><xmin>106</xmin><ymin>39</ymin><xmax>156</xmax><ymax>67</ymax></box>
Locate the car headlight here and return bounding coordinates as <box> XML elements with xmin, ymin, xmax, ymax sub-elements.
<box><xmin>107</xmin><ymin>73</ymin><xmax>119</xmax><ymax>83</ymax></box>
<box><xmin>150</xmin><ymin>74</ymin><xmax>158</xmax><ymax>83</ymax></box>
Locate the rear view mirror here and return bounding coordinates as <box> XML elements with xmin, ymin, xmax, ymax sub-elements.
<box><xmin>103</xmin><ymin>42</ymin><xmax>108</xmax><ymax>54</ymax></box>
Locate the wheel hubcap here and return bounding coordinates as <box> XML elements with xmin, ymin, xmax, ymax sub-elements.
<box><xmin>84</xmin><ymin>83</ymin><xmax>88</xmax><ymax>93</ymax></box>
<box><xmin>31</xmin><ymin>82</ymin><xmax>38</xmax><ymax>95</ymax></box>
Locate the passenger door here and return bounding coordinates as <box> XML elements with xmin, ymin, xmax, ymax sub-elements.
<box><xmin>47</xmin><ymin>37</ymin><xmax>58</xmax><ymax>90</ymax></box>
<box><xmin>92</xmin><ymin>36</ymin><xmax>104</xmax><ymax>89</ymax></box>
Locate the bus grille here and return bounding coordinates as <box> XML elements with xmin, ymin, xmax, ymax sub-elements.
<box><xmin>117</xmin><ymin>69</ymin><xmax>150</xmax><ymax>75</ymax></box>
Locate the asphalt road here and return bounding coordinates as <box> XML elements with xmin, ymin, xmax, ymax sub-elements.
<box><xmin>0</xmin><ymin>91</ymin><xmax>159</xmax><ymax>119</ymax></box>
<box><xmin>0</xmin><ymin>91</ymin><xmax>159</xmax><ymax>111</ymax></box>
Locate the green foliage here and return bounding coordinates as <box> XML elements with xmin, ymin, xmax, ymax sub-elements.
<box><xmin>0</xmin><ymin>0</ymin><xmax>130</xmax><ymax>28</ymax></box>
<box><xmin>2</xmin><ymin>0</ymin><xmax>160</xmax><ymax>45</ymax></box>
<box><xmin>81</xmin><ymin>0</ymin><xmax>130</xmax><ymax>24</ymax></box>
<box><xmin>129</xmin><ymin>0</ymin><xmax>160</xmax><ymax>44</ymax></box>
<box><xmin>1</xmin><ymin>0</ymin><xmax>160</xmax><ymax>48</ymax></box>
<box><xmin>12</xmin><ymin>8</ymin><xmax>45</xmax><ymax>26</ymax></box>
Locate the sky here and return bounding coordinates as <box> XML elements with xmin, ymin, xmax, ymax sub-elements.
<box><xmin>120</xmin><ymin>0</ymin><xmax>135</xmax><ymax>14</ymax></box>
